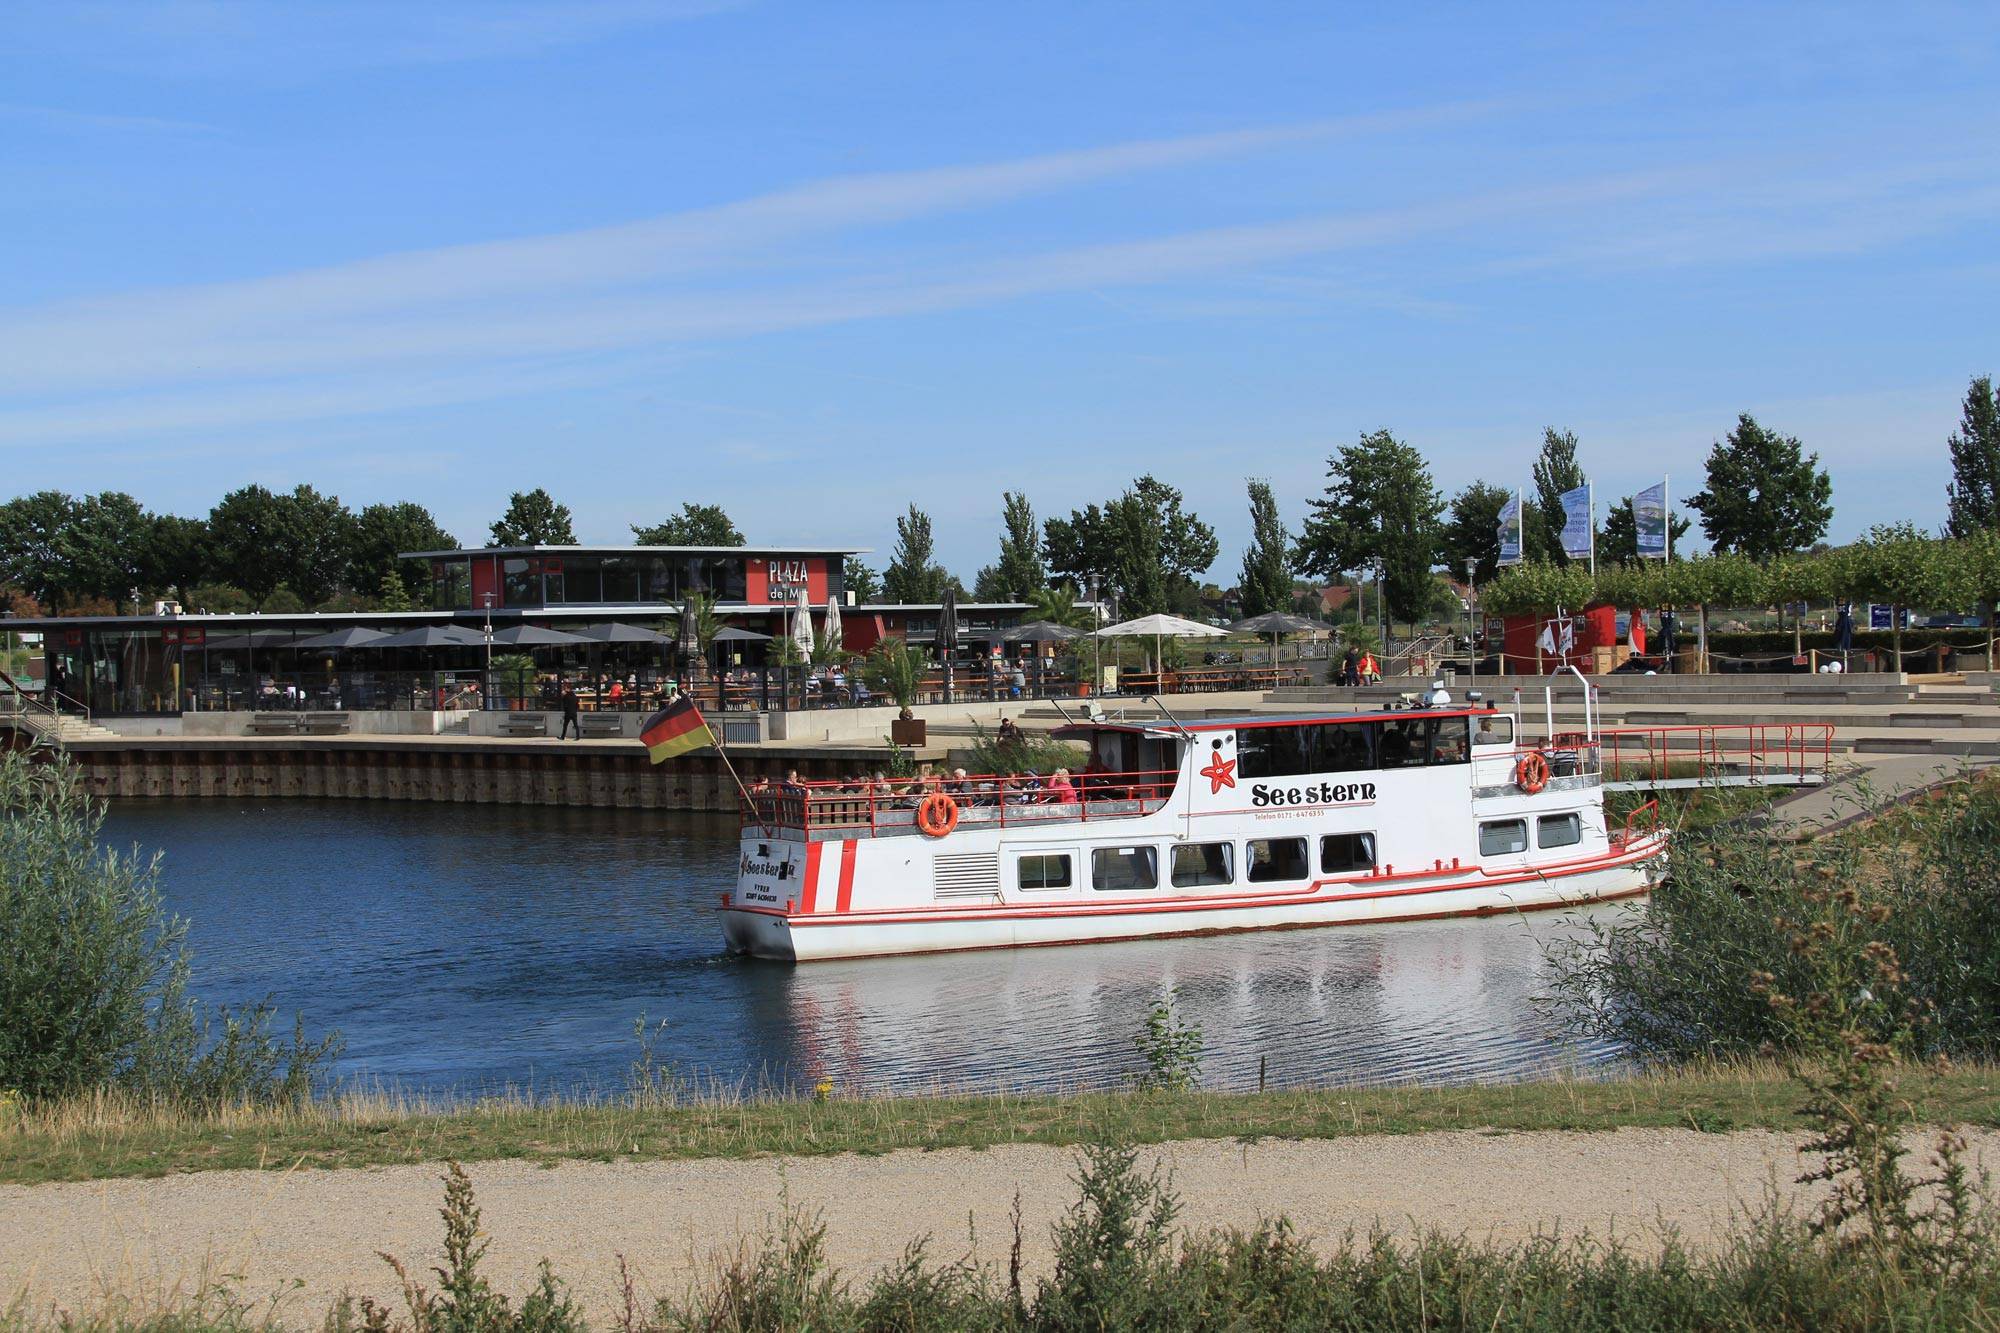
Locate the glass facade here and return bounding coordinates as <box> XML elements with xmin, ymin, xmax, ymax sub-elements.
<box><xmin>432</xmin><ymin>554</ymin><xmax>758</xmax><ymax>608</ymax></box>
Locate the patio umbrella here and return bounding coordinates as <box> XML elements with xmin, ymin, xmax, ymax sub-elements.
<box><xmin>1094</xmin><ymin>612</ymin><xmax>1226</xmax><ymax>674</ymax></box>
<box><xmin>937</xmin><ymin>586</ymin><xmax>959</xmax><ymax>702</ymax></box>
<box><xmin>710</xmin><ymin>626</ymin><xmax>773</xmax><ymax>643</ymax></box>
<box><xmin>292</xmin><ymin>626</ymin><xmax>390</xmax><ymax>650</ymax></box>
<box><xmin>789</xmin><ymin>586</ymin><xmax>815</xmax><ymax>660</ymax></box>
<box><xmin>1227</xmin><ymin>611</ymin><xmax>1334</xmax><ymax>667</ymax></box>
<box><xmin>204</xmin><ymin>630</ymin><xmax>302</xmax><ymax>650</ymax></box>
<box><xmin>823</xmin><ymin>593</ymin><xmax>843</xmax><ymax>656</ymax></box>
<box><xmin>573</xmin><ymin>622</ymin><xmax>669</xmax><ymax>643</ymax></box>
<box><xmin>488</xmin><ymin>624</ymin><xmax>592</xmax><ymax>646</ymax></box>
<box><xmin>1003</xmin><ymin>621</ymin><xmax>1084</xmax><ymax>642</ymax></box>
<box><xmin>368</xmin><ymin>624</ymin><xmax>488</xmax><ymax>649</ymax></box>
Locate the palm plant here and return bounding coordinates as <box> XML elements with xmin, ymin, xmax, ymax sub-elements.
<box><xmin>1026</xmin><ymin>583</ymin><xmax>1097</xmax><ymax>629</ymax></box>
<box><xmin>863</xmin><ymin>636</ymin><xmax>926</xmax><ymax>710</ymax></box>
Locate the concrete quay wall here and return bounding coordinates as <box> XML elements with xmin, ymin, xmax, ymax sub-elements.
<box><xmin>60</xmin><ymin>740</ymin><xmax>874</xmax><ymax>813</ymax></box>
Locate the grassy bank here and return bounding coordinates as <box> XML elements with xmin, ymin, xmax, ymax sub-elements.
<box><xmin>7</xmin><ymin>1063</ymin><xmax>2000</xmax><ymax>1186</ymax></box>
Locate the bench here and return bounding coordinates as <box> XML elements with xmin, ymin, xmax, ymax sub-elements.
<box><xmin>500</xmin><ymin>712</ymin><xmax>549</xmax><ymax>737</ymax></box>
<box><xmin>579</xmin><ymin>713</ymin><xmax>625</xmax><ymax>738</ymax></box>
<box><xmin>249</xmin><ymin>713</ymin><xmax>299</xmax><ymax>734</ymax></box>
<box><xmin>299</xmin><ymin>712</ymin><xmax>351</xmax><ymax>734</ymax></box>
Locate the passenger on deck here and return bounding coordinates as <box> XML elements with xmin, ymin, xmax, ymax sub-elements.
<box><xmin>1047</xmin><ymin>767</ymin><xmax>1078</xmax><ymax>803</ymax></box>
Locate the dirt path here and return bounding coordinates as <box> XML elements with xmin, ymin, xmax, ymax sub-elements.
<box><xmin>7</xmin><ymin>1128</ymin><xmax>1992</xmax><ymax>1323</ymax></box>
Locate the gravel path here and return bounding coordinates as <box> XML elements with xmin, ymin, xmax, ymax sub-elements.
<box><xmin>7</xmin><ymin>1128</ymin><xmax>1993</xmax><ymax>1323</ymax></box>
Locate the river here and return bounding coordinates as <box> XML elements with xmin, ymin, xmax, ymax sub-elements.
<box><xmin>102</xmin><ymin>799</ymin><xmax>1626</xmax><ymax>1097</ymax></box>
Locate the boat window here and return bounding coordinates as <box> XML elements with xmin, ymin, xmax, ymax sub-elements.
<box><xmin>1238</xmin><ymin>722</ymin><xmax>1376</xmax><ymax>779</ymax></box>
<box><xmin>1472</xmin><ymin>714</ymin><xmax>1514</xmax><ymax>747</ymax></box>
<box><xmin>1171</xmin><ymin>842</ymin><xmax>1234</xmax><ymax>887</ymax></box>
<box><xmin>1017</xmin><ymin>853</ymin><xmax>1072</xmax><ymax>891</ymax></box>
<box><xmin>1245</xmin><ymin>837</ymin><xmax>1310</xmax><ymax>883</ymax></box>
<box><xmin>1092</xmin><ymin>846</ymin><xmax>1158</xmax><ymax>891</ymax></box>
<box><xmin>1320</xmin><ymin>832</ymin><xmax>1376</xmax><ymax>874</ymax></box>
<box><xmin>1479</xmin><ymin>819</ymin><xmax>1529</xmax><ymax>856</ymax></box>
<box><xmin>1378</xmin><ymin>719</ymin><xmax>1422</xmax><ymax>769</ymax></box>
<box><xmin>1537</xmin><ymin>813</ymin><xmax>1582</xmax><ymax>849</ymax></box>
<box><xmin>1425</xmin><ymin>718</ymin><xmax>1471</xmax><ymax>765</ymax></box>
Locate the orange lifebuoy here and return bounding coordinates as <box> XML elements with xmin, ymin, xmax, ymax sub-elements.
<box><xmin>1515</xmin><ymin>751</ymin><xmax>1551</xmax><ymax>795</ymax></box>
<box><xmin>916</xmin><ymin>792</ymin><xmax>960</xmax><ymax>838</ymax></box>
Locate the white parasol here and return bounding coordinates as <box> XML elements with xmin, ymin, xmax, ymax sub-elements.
<box><xmin>790</xmin><ymin>585</ymin><xmax>816</xmax><ymax>661</ymax></box>
<box><xmin>823</xmin><ymin>592</ymin><xmax>844</xmax><ymax>657</ymax></box>
<box><xmin>1093</xmin><ymin>612</ymin><xmax>1226</xmax><ymax>674</ymax></box>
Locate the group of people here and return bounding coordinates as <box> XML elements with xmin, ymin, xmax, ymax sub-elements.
<box><xmin>750</xmin><ymin>762</ymin><xmax>1086</xmax><ymax>813</ymax></box>
<box><xmin>1336</xmin><ymin>647</ymin><xmax>1382</xmax><ymax>687</ymax></box>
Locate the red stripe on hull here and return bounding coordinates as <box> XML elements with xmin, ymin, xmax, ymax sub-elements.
<box><xmin>799</xmin><ymin>842</ymin><xmax>822</xmax><ymax>915</ymax></box>
<box><xmin>835</xmin><ymin>840</ymin><xmax>857</xmax><ymax>913</ymax></box>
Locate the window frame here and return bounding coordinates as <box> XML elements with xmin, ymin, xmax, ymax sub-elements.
<box><xmin>1319</xmin><ymin>831</ymin><xmax>1377</xmax><ymax>874</ymax></box>
<box><xmin>1091</xmin><ymin>845</ymin><xmax>1159</xmax><ymax>892</ymax></box>
<box><xmin>1015</xmin><ymin>852</ymin><xmax>1073</xmax><ymax>891</ymax></box>
<box><xmin>1536</xmin><ymin>813</ymin><xmax>1583</xmax><ymax>849</ymax></box>
<box><xmin>1245</xmin><ymin>836</ymin><xmax>1311</xmax><ymax>884</ymax></box>
<box><xmin>1479</xmin><ymin>819</ymin><xmax>1529</xmax><ymax>856</ymax></box>
<box><xmin>1170</xmin><ymin>841</ymin><xmax>1235</xmax><ymax>888</ymax></box>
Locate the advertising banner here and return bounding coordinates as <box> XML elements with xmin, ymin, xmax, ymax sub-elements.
<box><xmin>1496</xmin><ymin>493</ymin><xmax>1523</xmax><ymax>565</ymax></box>
<box><xmin>1634</xmin><ymin>481</ymin><xmax>1668</xmax><ymax>559</ymax></box>
<box><xmin>1559</xmin><ymin>484</ymin><xmax>1593</xmax><ymax>560</ymax></box>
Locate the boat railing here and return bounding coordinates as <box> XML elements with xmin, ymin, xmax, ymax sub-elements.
<box><xmin>1596</xmin><ymin>722</ymin><xmax>1833</xmax><ymax>787</ymax></box>
<box><xmin>741</xmin><ymin>768</ymin><xmax>1181</xmax><ymax>837</ymax></box>
<box><xmin>1501</xmin><ymin>735</ymin><xmax>1603</xmax><ymax>780</ymax></box>
<box><xmin>1612</xmin><ymin>798</ymin><xmax>1662</xmax><ymax>851</ymax></box>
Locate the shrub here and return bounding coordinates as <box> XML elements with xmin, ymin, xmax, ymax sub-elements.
<box><xmin>1130</xmin><ymin>990</ymin><xmax>1203</xmax><ymax>1093</ymax></box>
<box><xmin>963</xmin><ymin>720</ymin><xmax>1086</xmax><ymax>778</ymax></box>
<box><xmin>0</xmin><ymin>751</ymin><xmax>339</xmax><ymax>1106</ymax></box>
<box><xmin>1543</xmin><ymin>778</ymin><xmax>2000</xmax><ymax>1064</ymax></box>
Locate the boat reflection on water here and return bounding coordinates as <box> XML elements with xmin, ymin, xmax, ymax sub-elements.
<box><xmin>763</xmin><ymin>904</ymin><xmax>1631</xmax><ymax>1095</ymax></box>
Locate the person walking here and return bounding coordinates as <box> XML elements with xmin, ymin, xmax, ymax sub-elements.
<box><xmin>559</xmin><ymin>680</ymin><xmax>581</xmax><ymax>740</ymax></box>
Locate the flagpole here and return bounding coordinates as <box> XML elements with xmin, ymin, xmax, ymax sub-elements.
<box><xmin>707</xmin><ymin>725</ymin><xmax>769</xmax><ymax>834</ymax></box>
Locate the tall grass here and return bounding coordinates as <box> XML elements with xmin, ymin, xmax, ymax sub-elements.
<box><xmin>0</xmin><ymin>752</ymin><xmax>339</xmax><ymax>1109</ymax></box>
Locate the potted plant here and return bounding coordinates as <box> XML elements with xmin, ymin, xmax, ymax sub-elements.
<box><xmin>866</xmin><ymin>638</ymin><xmax>927</xmax><ymax>745</ymax></box>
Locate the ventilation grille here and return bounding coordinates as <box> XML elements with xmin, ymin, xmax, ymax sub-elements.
<box><xmin>933</xmin><ymin>852</ymin><xmax>1002</xmax><ymax>901</ymax></box>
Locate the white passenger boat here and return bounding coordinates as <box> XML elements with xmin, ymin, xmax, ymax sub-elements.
<box><xmin>722</xmin><ymin>705</ymin><xmax>1667</xmax><ymax>961</ymax></box>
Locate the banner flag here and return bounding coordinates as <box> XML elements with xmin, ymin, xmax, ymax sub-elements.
<box><xmin>1558</xmin><ymin>484</ymin><xmax>1593</xmax><ymax>559</ymax></box>
<box><xmin>1496</xmin><ymin>492</ymin><xmax>1523</xmax><ymax>565</ymax></box>
<box><xmin>641</xmin><ymin>695</ymin><xmax>715</xmax><ymax>763</ymax></box>
<box><xmin>1634</xmin><ymin>481</ymin><xmax>1668</xmax><ymax>559</ymax></box>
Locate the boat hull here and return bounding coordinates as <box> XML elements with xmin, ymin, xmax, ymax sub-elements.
<box><xmin>723</xmin><ymin>835</ymin><xmax>1664</xmax><ymax>962</ymax></box>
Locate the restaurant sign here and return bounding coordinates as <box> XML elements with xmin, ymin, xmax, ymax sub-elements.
<box><xmin>765</xmin><ymin>559</ymin><xmax>811</xmax><ymax>601</ymax></box>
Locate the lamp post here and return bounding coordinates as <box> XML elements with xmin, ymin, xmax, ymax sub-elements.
<box><xmin>1088</xmin><ymin>574</ymin><xmax>1102</xmax><ymax>695</ymax></box>
<box><xmin>1464</xmin><ymin>557</ymin><xmax>1478</xmax><ymax>679</ymax></box>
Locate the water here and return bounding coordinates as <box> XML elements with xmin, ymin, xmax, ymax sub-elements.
<box><xmin>101</xmin><ymin>799</ymin><xmax>1626</xmax><ymax>1096</ymax></box>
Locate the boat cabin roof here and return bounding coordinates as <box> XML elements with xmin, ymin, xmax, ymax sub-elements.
<box><xmin>1052</xmin><ymin>705</ymin><xmax>1501</xmax><ymax>742</ymax></box>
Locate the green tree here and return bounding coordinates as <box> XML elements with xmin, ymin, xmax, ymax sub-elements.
<box><xmin>1839</xmin><ymin>523</ymin><xmax>1966</xmax><ymax>668</ymax></box>
<box><xmin>983</xmin><ymin>491</ymin><xmax>1046</xmax><ymax>602</ymax></box>
<box><xmin>206</xmin><ymin>485</ymin><xmax>286</xmax><ymax>603</ymax></box>
<box><xmin>142</xmin><ymin>514</ymin><xmax>212</xmax><ymax>604</ymax></box>
<box><xmin>1043</xmin><ymin>475</ymin><xmax>1217</xmax><ymax>617</ymax></box>
<box><xmin>881</xmin><ymin>504</ymin><xmax>952</xmax><ymax>603</ymax></box>
<box><xmin>348</xmin><ymin>502</ymin><xmax>455</xmax><ymax>603</ymax></box>
<box><xmin>0</xmin><ymin>491</ymin><xmax>83</xmax><ymax>611</ymax></box>
<box><xmin>66</xmin><ymin>492</ymin><xmax>152</xmax><ymax>607</ymax></box>
<box><xmin>1025</xmin><ymin>582</ymin><xmax>1097</xmax><ymax>629</ymax></box>
<box><xmin>1438</xmin><ymin>480</ymin><xmax>1511</xmax><ymax>586</ymax></box>
<box><xmin>269</xmin><ymin>485</ymin><xmax>356</xmax><ymax>606</ymax></box>
<box><xmin>1294</xmin><ymin>429</ymin><xmax>1443</xmax><ymax>631</ymax></box>
<box><xmin>1599</xmin><ymin>494</ymin><xmax>1692</xmax><ymax>565</ymax></box>
<box><xmin>1946</xmin><ymin>375</ymin><xmax>2000</xmax><ymax>538</ymax></box>
<box><xmin>630</xmin><ymin>502</ymin><xmax>743</xmax><ymax>546</ymax></box>
<box><xmin>1688</xmin><ymin>414</ymin><xmax>1833</xmax><ymax>560</ymax></box>
<box><xmin>843</xmin><ymin>556</ymin><xmax>881</xmax><ymax>603</ymax></box>
<box><xmin>1236</xmin><ymin>480</ymin><xmax>1292</xmax><ymax>617</ymax></box>
<box><xmin>489</xmin><ymin>488</ymin><xmax>576</xmax><ymax>546</ymax></box>
<box><xmin>1530</xmin><ymin>428</ymin><xmax>1588</xmax><ymax>564</ymax></box>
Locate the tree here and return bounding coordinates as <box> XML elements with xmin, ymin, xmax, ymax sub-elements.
<box><xmin>206</xmin><ymin>485</ymin><xmax>286</xmax><ymax>603</ymax></box>
<box><xmin>489</xmin><ymin>489</ymin><xmax>575</xmax><ymax>546</ymax></box>
<box><xmin>1688</xmin><ymin>414</ymin><xmax>1833</xmax><ymax>560</ymax></box>
<box><xmin>882</xmin><ymin>505</ymin><xmax>951</xmax><ymax>603</ymax></box>
<box><xmin>1599</xmin><ymin>495</ymin><xmax>1692</xmax><ymax>565</ymax></box>
<box><xmin>1530</xmin><ymin>428</ymin><xmax>1588</xmax><ymax>564</ymax></box>
<box><xmin>349</xmin><ymin>502</ymin><xmax>455</xmax><ymax>603</ymax></box>
<box><xmin>142</xmin><ymin>515</ymin><xmax>212</xmax><ymax>604</ymax></box>
<box><xmin>630</xmin><ymin>503</ymin><xmax>743</xmax><ymax>546</ymax></box>
<box><xmin>1294</xmin><ymin>429</ymin><xmax>1444</xmax><ymax>630</ymax></box>
<box><xmin>984</xmin><ymin>491</ymin><xmax>1046</xmax><ymax>602</ymax></box>
<box><xmin>59</xmin><ymin>493</ymin><xmax>153</xmax><ymax>607</ymax></box>
<box><xmin>0</xmin><ymin>491</ymin><xmax>82</xmax><ymax>611</ymax></box>
<box><xmin>1236</xmin><ymin>480</ymin><xmax>1293</xmax><ymax>618</ymax></box>
<box><xmin>268</xmin><ymin>485</ymin><xmax>356</xmax><ymax>606</ymax></box>
<box><xmin>843</xmin><ymin>557</ymin><xmax>881</xmax><ymax>603</ymax></box>
<box><xmin>1840</xmin><ymin>523</ymin><xmax>1965</xmax><ymax>668</ymax></box>
<box><xmin>1438</xmin><ymin>481</ymin><xmax>1511</xmax><ymax>586</ymax></box>
<box><xmin>1043</xmin><ymin>475</ymin><xmax>1217</xmax><ymax>617</ymax></box>
<box><xmin>1025</xmin><ymin>583</ymin><xmax>1097</xmax><ymax>629</ymax></box>
<box><xmin>1946</xmin><ymin>376</ymin><xmax>2000</xmax><ymax>538</ymax></box>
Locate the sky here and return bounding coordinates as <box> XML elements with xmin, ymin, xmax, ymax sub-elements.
<box><xmin>3</xmin><ymin>2</ymin><xmax>1998</xmax><ymax>580</ymax></box>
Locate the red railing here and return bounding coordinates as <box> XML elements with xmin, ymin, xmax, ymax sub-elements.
<box><xmin>1613</xmin><ymin>798</ymin><xmax>1662</xmax><ymax>850</ymax></box>
<box><xmin>1595</xmin><ymin>723</ymin><xmax>1833</xmax><ymax>787</ymax></box>
<box><xmin>741</xmin><ymin>768</ymin><xmax>1180</xmax><ymax>836</ymax></box>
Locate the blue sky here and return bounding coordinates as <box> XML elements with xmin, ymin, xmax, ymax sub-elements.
<box><xmin>3</xmin><ymin>2</ymin><xmax>1997</xmax><ymax>579</ymax></box>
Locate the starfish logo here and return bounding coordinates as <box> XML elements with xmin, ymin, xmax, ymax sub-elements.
<box><xmin>1200</xmin><ymin>751</ymin><xmax>1237</xmax><ymax>794</ymax></box>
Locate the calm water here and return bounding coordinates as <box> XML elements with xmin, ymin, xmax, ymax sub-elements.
<box><xmin>101</xmin><ymin>799</ymin><xmax>1626</xmax><ymax>1096</ymax></box>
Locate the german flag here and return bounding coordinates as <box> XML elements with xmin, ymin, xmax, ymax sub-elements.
<box><xmin>640</xmin><ymin>695</ymin><xmax>713</xmax><ymax>763</ymax></box>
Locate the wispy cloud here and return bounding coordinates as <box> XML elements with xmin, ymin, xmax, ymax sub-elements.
<box><xmin>0</xmin><ymin>101</ymin><xmax>218</xmax><ymax>136</ymax></box>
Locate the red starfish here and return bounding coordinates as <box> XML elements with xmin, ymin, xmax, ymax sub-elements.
<box><xmin>1200</xmin><ymin>752</ymin><xmax>1236</xmax><ymax>794</ymax></box>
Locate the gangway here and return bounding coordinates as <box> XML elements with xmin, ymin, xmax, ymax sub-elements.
<box><xmin>1594</xmin><ymin>722</ymin><xmax>1833</xmax><ymax>792</ymax></box>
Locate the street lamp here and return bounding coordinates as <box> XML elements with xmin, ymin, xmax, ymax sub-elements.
<box><xmin>1463</xmin><ymin>557</ymin><xmax>1478</xmax><ymax>678</ymax></box>
<box><xmin>480</xmin><ymin>591</ymin><xmax>495</xmax><ymax>671</ymax></box>
<box><xmin>1087</xmin><ymin>573</ymin><xmax>1102</xmax><ymax>694</ymax></box>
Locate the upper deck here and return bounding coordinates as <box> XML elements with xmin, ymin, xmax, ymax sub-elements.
<box><xmin>740</xmin><ymin>706</ymin><xmax>1606</xmax><ymax>840</ymax></box>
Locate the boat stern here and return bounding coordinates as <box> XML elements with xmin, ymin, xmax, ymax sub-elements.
<box><xmin>722</xmin><ymin>832</ymin><xmax>809</xmax><ymax>960</ymax></box>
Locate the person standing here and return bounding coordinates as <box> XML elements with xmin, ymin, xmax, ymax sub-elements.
<box><xmin>559</xmin><ymin>681</ymin><xmax>581</xmax><ymax>739</ymax></box>
<box><xmin>1341</xmin><ymin>646</ymin><xmax>1358</xmax><ymax>687</ymax></box>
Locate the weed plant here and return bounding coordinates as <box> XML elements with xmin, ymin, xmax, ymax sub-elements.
<box><xmin>1545</xmin><ymin>775</ymin><xmax>2000</xmax><ymax>1063</ymax></box>
<box><xmin>0</xmin><ymin>752</ymin><xmax>339</xmax><ymax>1107</ymax></box>
<box><xmin>1129</xmin><ymin>991</ymin><xmax>1203</xmax><ymax>1093</ymax></box>
<box><xmin>963</xmin><ymin>721</ymin><xmax>1086</xmax><ymax>780</ymax></box>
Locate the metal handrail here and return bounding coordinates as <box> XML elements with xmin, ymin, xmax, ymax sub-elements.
<box><xmin>0</xmin><ymin>667</ymin><xmax>85</xmax><ymax>740</ymax></box>
<box><xmin>745</xmin><ymin>767</ymin><xmax>1182</xmax><ymax>835</ymax></box>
